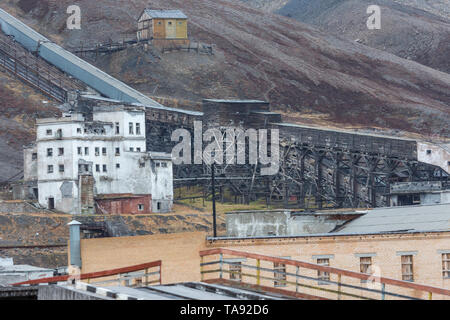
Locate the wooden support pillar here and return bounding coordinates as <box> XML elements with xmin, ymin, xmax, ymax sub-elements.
<box><xmin>315</xmin><ymin>154</ymin><xmax>323</xmax><ymax>209</ymax></box>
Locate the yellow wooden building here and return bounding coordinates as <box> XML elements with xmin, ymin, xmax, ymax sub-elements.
<box><xmin>137</xmin><ymin>9</ymin><xmax>188</xmax><ymax>44</ymax></box>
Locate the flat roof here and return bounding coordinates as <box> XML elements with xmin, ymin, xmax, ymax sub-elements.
<box><xmin>275</xmin><ymin>122</ymin><xmax>417</xmax><ymax>142</ymax></box>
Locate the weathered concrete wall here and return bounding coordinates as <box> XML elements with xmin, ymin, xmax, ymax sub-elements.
<box><xmin>226</xmin><ymin>210</ymin><xmax>362</xmax><ymax>237</ymax></box>
<box><xmin>418</xmin><ymin>142</ymin><xmax>450</xmax><ymax>173</ymax></box>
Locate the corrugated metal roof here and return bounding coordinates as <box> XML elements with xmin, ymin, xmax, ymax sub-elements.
<box><xmin>144</xmin><ymin>9</ymin><xmax>188</xmax><ymax>19</ymax></box>
<box><xmin>334</xmin><ymin>203</ymin><xmax>450</xmax><ymax>235</ymax></box>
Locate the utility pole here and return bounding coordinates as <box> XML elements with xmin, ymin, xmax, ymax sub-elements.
<box><xmin>211</xmin><ymin>162</ymin><xmax>217</xmax><ymax>238</ymax></box>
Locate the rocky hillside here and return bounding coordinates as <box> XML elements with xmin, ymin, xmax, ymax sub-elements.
<box><xmin>246</xmin><ymin>0</ymin><xmax>450</xmax><ymax>74</ymax></box>
<box><xmin>0</xmin><ymin>72</ymin><xmax>60</xmax><ymax>182</ymax></box>
<box><xmin>0</xmin><ymin>0</ymin><xmax>449</xmax><ymax>143</ymax></box>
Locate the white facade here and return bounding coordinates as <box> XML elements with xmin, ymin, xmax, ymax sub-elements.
<box><xmin>31</xmin><ymin>105</ymin><xmax>173</xmax><ymax>214</ymax></box>
<box><xmin>417</xmin><ymin>142</ymin><xmax>450</xmax><ymax>174</ymax></box>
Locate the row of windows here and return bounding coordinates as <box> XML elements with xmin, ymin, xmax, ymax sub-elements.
<box><xmin>45</xmin><ymin>122</ymin><xmax>142</xmax><ymax>137</ymax></box>
<box><xmin>47</xmin><ymin>146</ymin><xmax>143</xmax><ymax>158</ymax></box>
<box><xmin>227</xmin><ymin>253</ymin><xmax>450</xmax><ymax>286</ymax></box>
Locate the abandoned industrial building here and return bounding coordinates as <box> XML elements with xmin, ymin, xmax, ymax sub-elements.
<box><xmin>0</xmin><ymin>4</ymin><xmax>448</xmax><ymax>302</ymax></box>
<box><xmin>19</xmin><ymin>103</ymin><xmax>173</xmax><ymax>215</ymax></box>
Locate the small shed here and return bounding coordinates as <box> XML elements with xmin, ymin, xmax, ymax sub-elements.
<box><xmin>137</xmin><ymin>9</ymin><xmax>188</xmax><ymax>42</ymax></box>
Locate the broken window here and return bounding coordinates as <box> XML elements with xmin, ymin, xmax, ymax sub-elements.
<box><xmin>442</xmin><ymin>254</ymin><xmax>450</xmax><ymax>279</ymax></box>
<box><xmin>360</xmin><ymin>257</ymin><xmax>373</xmax><ymax>283</ymax></box>
<box><xmin>401</xmin><ymin>255</ymin><xmax>414</xmax><ymax>282</ymax></box>
<box><xmin>77</xmin><ymin>128</ymin><xmax>82</xmax><ymax>134</ymax></box>
<box><xmin>229</xmin><ymin>262</ymin><xmax>242</xmax><ymax>281</ymax></box>
<box><xmin>47</xmin><ymin>165</ymin><xmax>53</xmax><ymax>173</ymax></box>
<box><xmin>59</xmin><ymin>165</ymin><xmax>65</xmax><ymax>173</ymax></box>
<box><xmin>47</xmin><ymin>148</ymin><xmax>53</xmax><ymax>157</ymax></box>
<box><xmin>136</xmin><ymin>123</ymin><xmax>141</xmax><ymax>135</ymax></box>
<box><xmin>129</xmin><ymin>122</ymin><xmax>134</xmax><ymax>135</ymax></box>
<box><xmin>317</xmin><ymin>258</ymin><xmax>330</xmax><ymax>284</ymax></box>
<box><xmin>274</xmin><ymin>262</ymin><xmax>287</xmax><ymax>287</ymax></box>
<box><xmin>58</xmin><ymin>148</ymin><xmax>64</xmax><ymax>156</ymax></box>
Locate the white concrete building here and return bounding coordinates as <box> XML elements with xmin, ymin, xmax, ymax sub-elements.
<box><xmin>24</xmin><ymin>105</ymin><xmax>173</xmax><ymax>214</ymax></box>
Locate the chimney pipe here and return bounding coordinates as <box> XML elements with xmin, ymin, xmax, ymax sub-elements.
<box><xmin>68</xmin><ymin>220</ymin><xmax>82</xmax><ymax>268</ymax></box>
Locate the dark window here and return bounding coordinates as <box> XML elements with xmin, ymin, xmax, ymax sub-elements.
<box><xmin>136</xmin><ymin>147</ymin><xmax>141</xmax><ymax>152</ymax></box>
<box><xmin>116</xmin><ymin>163</ymin><xmax>120</xmax><ymax>169</ymax></box>
<box><xmin>46</xmin><ymin>129</ymin><xmax>52</xmax><ymax>136</ymax></box>
<box><xmin>156</xmin><ymin>162</ymin><xmax>161</xmax><ymax>167</ymax></box>
<box><xmin>103</xmin><ymin>165</ymin><xmax>107</xmax><ymax>172</ymax></box>
<box><xmin>138</xmin><ymin>204</ymin><xmax>144</xmax><ymax>211</ymax></box>
<box><xmin>32</xmin><ymin>153</ymin><xmax>37</xmax><ymax>160</ymax></box>
<box><xmin>95</xmin><ymin>147</ymin><xmax>100</xmax><ymax>156</ymax></box>
<box><xmin>77</xmin><ymin>128</ymin><xmax>82</xmax><ymax>134</ymax></box>
<box><xmin>102</xmin><ymin>147</ymin><xmax>107</xmax><ymax>156</ymax></box>
<box><xmin>115</xmin><ymin>148</ymin><xmax>120</xmax><ymax>156</ymax></box>
<box><xmin>129</xmin><ymin>122</ymin><xmax>134</xmax><ymax>134</ymax></box>
<box><xmin>96</xmin><ymin>164</ymin><xmax>100</xmax><ymax>172</ymax></box>
<box><xmin>130</xmin><ymin>147</ymin><xmax>134</xmax><ymax>152</ymax></box>
<box><xmin>136</xmin><ymin>123</ymin><xmax>141</xmax><ymax>135</ymax></box>
<box><xmin>161</xmin><ymin>162</ymin><xmax>168</xmax><ymax>168</ymax></box>
<box><xmin>47</xmin><ymin>148</ymin><xmax>53</xmax><ymax>157</ymax></box>
<box><xmin>85</xmin><ymin>147</ymin><xmax>89</xmax><ymax>155</ymax></box>
<box><xmin>77</xmin><ymin>147</ymin><xmax>82</xmax><ymax>155</ymax></box>
<box><xmin>115</xmin><ymin>123</ymin><xmax>120</xmax><ymax>134</ymax></box>
<box><xmin>47</xmin><ymin>165</ymin><xmax>54</xmax><ymax>173</ymax></box>
<box><xmin>157</xmin><ymin>202</ymin><xmax>161</xmax><ymax>210</ymax></box>
<box><xmin>56</xmin><ymin>129</ymin><xmax>62</xmax><ymax>138</ymax></box>
<box><xmin>427</xmin><ymin>150</ymin><xmax>432</xmax><ymax>155</ymax></box>
<box><xmin>59</xmin><ymin>165</ymin><xmax>65</xmax><ymax>173</ymax></box>
<box><xmin>58</xmin><ymin>148</ymin><xmax>64</xmax><ymax>156</ymax></box>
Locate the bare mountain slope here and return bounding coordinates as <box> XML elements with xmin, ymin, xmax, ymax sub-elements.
<box><xmin>0</xmin><ymin>0</ymin><xmax>449</xmax><ymax>142</ymax></box>
<box><xmin>256</xmin><ymin>0</ymin><xmax>450</xmax><ymax>73</ymax></box>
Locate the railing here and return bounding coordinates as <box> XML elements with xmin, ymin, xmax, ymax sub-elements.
<box><xmin>13</xmin><ymin>260</ymin><xmax>162</xmax><ymax>288</ymax></box>
<box><xmin>200</xmin><ymin>249</ymin><xmax>450</xmax><ymax>300</ymax></box>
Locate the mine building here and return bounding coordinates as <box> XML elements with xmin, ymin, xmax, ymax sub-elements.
<box><xmin>22</xmin><ymin>104</ymin><xmax>173</xmax><ymax>215</ymax></box>
<box><xmin>137</xmin><ymin>9</ymin><xmax>189</xmax><ymax>47</ymax></box>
